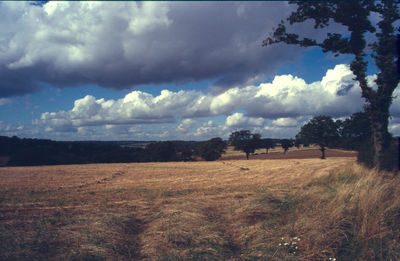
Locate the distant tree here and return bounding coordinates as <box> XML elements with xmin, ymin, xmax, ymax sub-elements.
<box><xmin>262</xmin><ymin>138</ymin><xmax>276</xmax><ymax>154</ymax></box>
<box><xmin>294</xmin><ymin>136</ymin><xmax>302</xmax><ymax>149</ymax></box>
<box><xmin>180</xmin><ymin>146</ymin><xmax>195</xmax><ymax>162</ymax></box>
<box><xmin>198</xmin><ymin>137</ymin><xmax>227</xmax><ymax>161</ymax></box>
<box><xmin>172</xmin><ymin>141</ymin><xmax>199</xmax><ymax>162</ymax></box>
<box><xmin>145</xmin><ymin>141</ymin><xmax>178</xmax><ymax>162</ymax></box>
<box><xmin>280</xmin><ymin>139</ymin><xmax>293</xmax><ymax>154</ymax></box>
<box><xmin>297</xmin><ymin>116</ymin><xmax>340</xmax><ymax>159</ymax></box>
<box><xmin>263</xmin><ymin>1</ymin><xmax>399</xmax><ymax>169</ymax></box>
<box><xmin>229</xmin><ymin>130</ymin><xmax>261</xmax><ymax>160</ymax></box>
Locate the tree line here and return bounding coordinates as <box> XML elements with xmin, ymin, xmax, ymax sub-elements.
<box><xmin>0</xmin><ymin>136</ymin><xmax>224</xmax><ymax>166</ymax></box>
<box><xmin>0</xmin><ymin>134</ymin><xmax>302</xmax><ymax>167</ymax></box>
<box><xmin>1</xmin><ymin>111</ymin><xmax>396</xmax><ymax>169</ymax></box>
<box><xmin>228</xmin><ymin>112</ymin><xmax>398</xmax><ymax>171</ymax></box>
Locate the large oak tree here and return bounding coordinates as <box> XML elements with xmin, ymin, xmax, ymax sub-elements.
<box><xmin>297</xmin><ymin>116</ymin><xmax>340</xmax><ymax>159</ymax></box>
<box><xmin>229</xmin><ymin>130</ymin><xmax>261</xmax><ymax>160</ymax></box>
<box><xmin>263</xmin><ymin>1</ymin><xmax>399</xmax><ymax>170</ymax></box>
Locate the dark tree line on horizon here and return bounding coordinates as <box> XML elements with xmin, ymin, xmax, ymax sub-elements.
<box><xmin>0</xmin><ymin>111</ymin><xmax>398</xmax><ymax>170</ymax></box>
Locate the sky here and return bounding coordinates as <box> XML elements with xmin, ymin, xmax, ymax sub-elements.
<box><xmin>0</xmin><ymin>1</ymin><xmax>399</xmax><ymax>141</ymax></box>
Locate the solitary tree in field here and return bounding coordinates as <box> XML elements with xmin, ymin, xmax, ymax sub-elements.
<box><xmin>229</xmin><ymin>130</ymin><xmax>261</xmax><ymax>160</ymax></box>
<box><xmin>263</xmin><ymin>1</ymin><xmax>399</xmax><ymax>169</ymax></box>
<box><xmin>198</xmin><ymin>137</ymin><xmax>227</xmax><ymax>161</ymax></box>
<box><xmin>297</xmin><ymin>116</ymin><xmax>340</xmax><ymax>159</ymax></box>
<box><xmin>262</xmin><ymin>138</ymin><xmax>276</xmax><ymax>154</ymax></box>
<box><xmin>280</xmin><ymin>139</ymin><xmax>293</xmax><ymax>154</ymax></box>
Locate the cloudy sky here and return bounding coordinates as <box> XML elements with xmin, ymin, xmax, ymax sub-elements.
<box><xmin>0</xmin><ymin>1</ymin><xmax>399</xmax><ymax>141</ymax></box>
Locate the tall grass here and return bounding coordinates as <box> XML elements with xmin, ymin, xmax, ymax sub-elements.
<box><xmin>139</xmin><ymin>164</ymin><xmax>400</xmax><ymax>260</ymax></box>
<box><xmin>0</xmin><ymin>161</ymin><xmax>399</xmax><ymax>260</ymax></box>
<box><xmin>296</xmin><ymin>165</ymin><xmax>400</xmax><ymax>260</ymax></box>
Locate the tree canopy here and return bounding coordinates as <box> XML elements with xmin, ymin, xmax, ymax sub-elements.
<box><xmin>280</xmin><ymin>139</ymin><xmax>293</xmax><ymax>154</ymax></box>
<box><xmin>198</xmin><ymin>137</ymin><xmax>227</xmax><ymax>161</ymax></box>
<box><xmin>264</xmin><ymin>1</ymin><xmax>399</xmax><ymax>170</ymax></box>
<box><xmin>339</xmin><ymin>112</ymin><xmax>372</xmax><ymax>150</ymax></box>
<box><xmin>261</xmin><ymin>138</ymin><xmax>276</xmax><ymax>154</ymax></box>
<box><xmin>229</xmin><ymin>130</ymin><xmax>261</xmax><ymax>160</ymax></box>
<box><xmin>297</xmin><ymin>116</ymin><xmax>340</xmax><ymax>159</ymax></box>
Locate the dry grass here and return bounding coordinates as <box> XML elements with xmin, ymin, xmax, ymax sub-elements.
<box><xmin>0</xmin><ymin>156</ymin><xmax>399</xmax><ymax>260</ymax></box>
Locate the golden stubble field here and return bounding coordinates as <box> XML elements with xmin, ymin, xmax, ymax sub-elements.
<box><xmin>1</xmin><ymin>156</ymin><xmax>399</xmax><ymax>260</ymax></box>
<box><xmin>0</xmin><ymin>157</ymin><xmax>352</xmax><ymax>192</ymax></box>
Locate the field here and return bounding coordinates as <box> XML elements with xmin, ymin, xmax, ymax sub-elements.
<box><xmin>0</xmin><ymin>151</ymin><xmax>399</xmax><ymax>260</ymax></box>
<box><xmin>221</xmin><ymin>146</ymin><xmax>357</xmax><ymax>160</ymax></box>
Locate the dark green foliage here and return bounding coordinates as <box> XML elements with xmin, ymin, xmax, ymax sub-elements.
<box><xmin>198</xmin><ymin>137</ymin><xmax>227</xmax><ymax>161</ymax></box>
<box><xmin>229</xmin><ymin>130</ymin><xmax>261</xmax><ymax>160</ymax></box>
<box><xmin>145</xmin><ymin>141</ymin><xmax>178</xmax><ymax>162</ymax></box>
<box><xmin>280</xmin><ymin>139</ymin><xmax>293</xmax><ymax>154</ymax></box>
<box><xmin>0</xmin><ymin>136</ymin><xmax>141</xmax><ymax>166</ymax></box>
<box><xmin>261</xmin><ymin>138</ymin><xmax>275</xmax><ymax>154</ymax></box>
<box><xmin>339</xmin><ymin>112</ymin><xmax>371</xmax><ymax>150</ymax></box>
<box><xmin>264</xmin><ymin>1</ymin><xmax>399</xmax><ymax>169</ymax></box>
<box><xmin>338</xmin><ymin>112</ymin><xmax>398</xmax><ymax>171</ymax></box>
<box><xmin>358</xmin><ymin>137</ymin><xmax>399</xmax><ymax>171</ymax></box>
<box><xmin>297</xmin><ymin>116</ymin><xmax>340</xmax><ymax>159</ymax></box>
<box><xmin>379</xmin><ymin>138</ymin><xmax>398</xmax><ymax>171</ymax></box>
<box><xmin>171</xmin><ymin>141</ymin><xmax>201</xmax><ymax>162</ymax></box>
<box><xmin>294</xmin><ymin>136</ymin><xmax>301</xmax><ymax>149</ymax></box>
<box><xmin>0</xmin><ymin>136</ymin><xmax>203</xmax><ymax>166</ymax></box>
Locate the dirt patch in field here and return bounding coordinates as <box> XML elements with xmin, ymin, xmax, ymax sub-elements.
<box><xmin>220</xmin><ymin>148</ymin><xmax>357</xmax><ymax>161</ymax></box>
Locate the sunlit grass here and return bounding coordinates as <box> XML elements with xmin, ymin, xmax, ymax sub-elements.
<box><xmin>0</xmin><ymin>156</ymin><xmax>398</xmax><ymax>260</ymax></box>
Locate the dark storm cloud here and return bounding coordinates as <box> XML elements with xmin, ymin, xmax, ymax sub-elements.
<box><xmin>0</xmin><ymin>1</ymin><xmax>303</xmax><ymax>97</ymax></box>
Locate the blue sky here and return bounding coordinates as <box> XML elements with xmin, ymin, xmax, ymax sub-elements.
<box><xmin>0</xmin><ymin>1</ymin><xmax>399</xmax><ymax>141</ymax></box>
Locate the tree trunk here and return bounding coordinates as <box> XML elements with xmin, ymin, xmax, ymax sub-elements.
<box><xmin>320</xmin><ymin>145</ymin><xmax>326</xmax><ymax>159</ymax></box>
<box><xmin>372</xmin><ymin>128</ymin><xmax>383</xmax><ymax>168</ymax></box>
<box><xmin>370</xmin><ymin>109</ymin><xmax>390</xmax><ymax>170</ymax></box>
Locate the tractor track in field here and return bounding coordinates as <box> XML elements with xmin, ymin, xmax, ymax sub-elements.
<box><xmin>220</xmin><ymin>161</ymin><xmax>250</xmax><ymax>171</ymax></box>
<box><xmin>57</xmin><ymin>170</ymin><xmax>125</xmax><ymax>191</ymax></box>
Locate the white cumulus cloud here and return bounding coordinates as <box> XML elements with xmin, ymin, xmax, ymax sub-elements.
<box><xmin>177</xmin><ymin>119</ymin><xmax>197</xmax><ymax>133</ymax></box>
<box><xmin>225</xmin><ymin>112</ymin><xmax>265</xmax><ymax>127</ymax></box>
<box><xmin>36</xmin><ymin>64</ymin><xmax>400</xmax><ymax>139</ymax></box>
<box><xmin>272</xmin><ymin>117</ymin><xmax>299</xmax><ymax>127</ymax></box>
<box><xmin>39</xmin><ymin>89</ymin><xmax>202</xmax><ymax>131</ymax></box>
